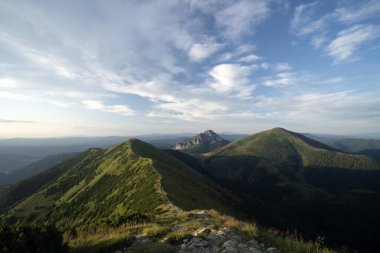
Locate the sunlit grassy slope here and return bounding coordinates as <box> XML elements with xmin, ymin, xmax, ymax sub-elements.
<box><xmin>0</xmin><ymin>139</ymin><xmax>241</xmax><ymax>230</ymax></box>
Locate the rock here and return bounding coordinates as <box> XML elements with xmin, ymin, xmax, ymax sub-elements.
<box><xmin>267</xmin><ymin>247</ymin><xmax>280</xmax><ymax>253</ymax></box>
<box><xmin>222</xmin><ymin>239</ymin><xmax>237</xmax><ymax>248</ymax></box>
<box><xmin>192</xmin><ymin>237</ymin><xmax>210</xmax><ymax>247</ymax></box>
<box><xmin>133</xmin><ymin>235</ymin><xmax>153</xmax><ymax>245</ymax></box>
<box><xmin>223</xmin><ymin>246</ymin><xmax>238</xmax><ymax>253</ymax></box>
<box><xmin>179</xmin><ymin>236</ymin><xmax>212</xmax><ymax>252</ymax></box>
<box><xmin>171</xmin><ymin>130</ymin><xmax>229</xmax><ymax>154</ymax></box>
<box><xmin>247</xmin><ymin>248</ymin><xmax>263</xmax><ymax>253</ymax></box>
<box><xmin>196</xmin><ymin>211</ymin><xmax>209</xmax><ymax>218</ymax></box>
<box><xmin>195</xmin><ymin>227</ymin><xmax>211</xmax><ymax>236</ymax></box>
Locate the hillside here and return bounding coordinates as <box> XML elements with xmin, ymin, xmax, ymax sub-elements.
<box><xmin>0</xmin><ymin>139</ymin><xmax>242</xmax><ymax>230</ymax></box>
<box><xmin>202</xmin><ymin>128</ymin><xmax>380</xmax><ymax>251</ymax></box>
<box><xmin>172</xmin><ymin>130</ymin><xmax>229</xmax><ymax>154</ymax></box>
<box><xmin>210</xmin><ymin>127</ymin><xmax>380</xmax><ymax>170</ymax></box>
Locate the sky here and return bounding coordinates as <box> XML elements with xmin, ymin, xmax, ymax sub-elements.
<box><xmin>0</xmin><ymin>0</ymin><xmax>380</xmax><ymax>137</ymax></box>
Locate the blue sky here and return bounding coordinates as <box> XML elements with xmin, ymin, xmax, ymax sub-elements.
<box><xmin>0</xmin><ymin>0</ymin><xmax>380</xmax><ymax>137</ymax></box>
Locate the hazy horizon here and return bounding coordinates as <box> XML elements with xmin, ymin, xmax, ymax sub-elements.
<box><xmin>1</xmin><ymin>0</ymin><xmax>380</xmax><ymax>138</ymax></box>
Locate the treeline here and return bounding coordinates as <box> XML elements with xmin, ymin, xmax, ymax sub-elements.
<box><xmin>0</xmin><ymin>222</ymin><xmax>67</xmax><ymax>253</ymax></box>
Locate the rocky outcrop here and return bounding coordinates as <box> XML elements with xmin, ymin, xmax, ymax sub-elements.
<box><xmin>116</xmin><ymin>211</ymin><xmax>279</xmax><ymax>253</ymax></box>
<box><xmin>172</xmin><ymin>130</ymin><xmax>230</xmax><ymax>154</ymax></box>
<box><xmin>178</xmin><ymin>226</ymin><xmax>275</xmax><ymax>253</ymax></box>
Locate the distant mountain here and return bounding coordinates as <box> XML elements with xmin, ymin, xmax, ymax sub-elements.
<box><xmin>172</xmin><ymin>130</ymin><xmax>230</xmax><ymax>154</ymax></box>
<box><xmin>305</xmin><ymin>134</ymin><xmax>380</xmax><ymax>161</ymax></box>
<box><xmin>219</xmin><ymin>133</ymin><xmax>248</xmax><ymax>142</ymax></box>
<box><xmin>209</xmin><ymin>127</ymin><xmax>379</xmax><ymax>170</ymax></box>
<box><xmin>0</xmin><ymin>153</ymin><xmax>78</xmax><ymax>186</ymax></box>
<box><xmin>203</xmin><ymin>127</ymin><xmax>380</xmax><ymax>250</ymax></box>
<box><xmin>0</xmin><ymin>139</ymin><xmax>242</xmax><ymax>229</ymax></box>
<box><xmin>0</xmin><ymin>135</ymin><xmax>194</xmax><ymax>172</ymax></box>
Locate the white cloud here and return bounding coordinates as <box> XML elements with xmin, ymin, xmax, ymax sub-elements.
<box><xmin>188</xmin><ymin>43</ymin><xmax>222</xmax><ymax>62</ymax></box>
<box><xmin>326</xmin><ymin>25</ymin><xmax>380</xmax><ymax>62</ymax></box>
<box><xmin>0</xmin><ymin>91</ymin><xmax>31</xmax><ymax>101</ymax></box>
<box><xmin>82</xmin><ymin>100</ymin><xmax>135</xmax><ymax>116</ymax></box>
<box><xmin>336</xmin><ymin>0</ymin><xmax>380</xmax><ymax>23</ymax></box>
<box><xmin>215</xmin><ymin>0</ymin><xmax>270</xmax><ymax>38</ymax></box>
<box><xmin>152</xmin><ymin>99</ymin><xmax>228</xmax><ymax>121</ymax></box>
<box><xmin>262</xmin><ymin>72</ymin><xmax>295</xmax><ymax>87</ymax></box>
<box><xmin>291</xmin><ymin>2</ymin><xmax>332</xmax><ymax>36</ymax></box>
<box><xmin>209</xmin><ymin>64</ymin><xmax>255</xmax><ymax>98</ymax></box>
<box><xmin>0</xmin><ymin>32</ymin><xmax>79</xmax><ymax>80</ymax></box>
<box><xmin>274</xmin><ymin>63</ymin><xmax>292</xmax><ymax>72</ymax></box>
<box><xmin>311</xmin><ymin>35</ymin><xmax>326</xmax><ymax>49</ymax></box>
<box><xmin>260</xmin><ymin>63</ymin><xmax>269</xmax><ymax>70</ymax></box>
<box><xmin>0</xmin><ymin>77</ymin><xmax>20</xmax><ymax>88</ymax></box>
<box><xmin>253</xmin><ymin>90</ymin><xmax>380</xmax><ymax>133</ymax></box>
<box><xmin>238</xmin><ymin>54</ymin><xmax>261</xmax><ymax>62</ymax></box>
<box><xmin>320</xmin><ymin>76</ymin><xmax>344</xmax><ymax>84</ymax></box>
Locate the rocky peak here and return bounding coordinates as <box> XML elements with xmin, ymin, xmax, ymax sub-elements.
<box><xmin>172</xmin><ymin>130</ymin><xmax>229</xmax><ymax>154</ymax></box>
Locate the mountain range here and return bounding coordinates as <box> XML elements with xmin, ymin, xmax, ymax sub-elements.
<box><xmin>1</xmin><ymin>127</ymin><xmax>380</xmax><ymax>252</ymax></box>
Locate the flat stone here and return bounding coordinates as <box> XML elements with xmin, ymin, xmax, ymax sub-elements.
<box><xmin>267</xmin><ymin>247</ymin><xmax>280</xmax><ymax>253</ymax></box>
<box><xmin>222</xmin><ymin>240</ymin><xmax>237</xmax><ymax>248</ymax></box>
<box><xmin>223</xmin><ymin>246</ymin><xmax>238</xmax><ymax>253</ymax></box>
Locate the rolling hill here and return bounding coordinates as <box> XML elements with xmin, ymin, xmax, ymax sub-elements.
<box><xmin>209</xmin><ymin>127</ymin><xmax>379</xmax><ymax>170</ymax></box>
<box><xmin>172</xmin><ymin>130</ymin><xmax>229</xmax><ymax>154</ymax></box>
<box><xmin>202</xmin><ymin>128</ymin><xmax>380</xmax><ymax>251</ymax></box>
<box><xmin>0</xmin><ymin>139</ymin><xmax>242</xmax><ymax>230</ymax></box>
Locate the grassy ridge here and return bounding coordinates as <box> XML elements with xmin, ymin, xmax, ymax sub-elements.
<box><xmin>211</xmin><ymin>128</ymin><xmax>379</xmax><ymax>170</ymax></box>
<box><xmin>1</xmin><ymin>139</ymin><xmax>242</xmax><ymax>231</ymax></box>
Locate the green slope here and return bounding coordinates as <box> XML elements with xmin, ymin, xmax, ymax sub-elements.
<box><xmin>203</xmin><ymin>128</ymin><xmax>380</xmax><ymax>250</ymax></box>
<box><xmin>211</xmin><ymin>127</ymin><xmax>379</xmax><ymax>170</ymax></box>
<box><xmin>0</xmin><ymin>139</ymin><xmax>242</xmax><ymax>230</ymax></box>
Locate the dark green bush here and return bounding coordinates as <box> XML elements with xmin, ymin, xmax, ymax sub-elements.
<box><xmin>0</xmin><ymin>221</ymin><xmax>67</xmax><ymax>253</ymax></box>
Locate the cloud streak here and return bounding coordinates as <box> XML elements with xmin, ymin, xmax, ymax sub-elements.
<box><xmin>82</xmin><ymin>100</ymin><xmax>135</xmax><ymax>116</ymax></box>
<box><xmin>326</xmin><ymin>25</ymin><xmax>380</xmax><ymax>63</ymax></box>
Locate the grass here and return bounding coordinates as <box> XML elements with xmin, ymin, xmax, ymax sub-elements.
<box><xmin>209</xmin><ymin>210</ymin><xmax>337</xmax><ymax>253</ymax></box>
<box><xmin>66</xmin><ymin>223</ymin><xmax>143</xmax><ymax>253</ymax></box>
<box><xmin>141</xmin><ymin>223</ymin><xmax>169</xmax><ymax>238</ymax></box>
<box><xmin>256</xmin><ymin>229</ymin><xmax>337</xmax><ymax>253</ymax></box>
<box><xmin>65</xmin><ymin>210</ymin><xmax>337</xmax><ymax>253</ymax></box>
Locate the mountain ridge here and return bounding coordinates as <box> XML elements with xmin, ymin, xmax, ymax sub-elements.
<box><xmin>0</xmin><ymin>138</ymin><xmax>243</xmax><ymax>230</ymax></box>
<box><xmin>172</xmin><ymin>130</ymin><xmax>230</xmax><ymax>154</ymax></box>
<box><xmin>209</xmin><ymin>127</ymin><xmax>379</xmax><ymax>170</ymax></box>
